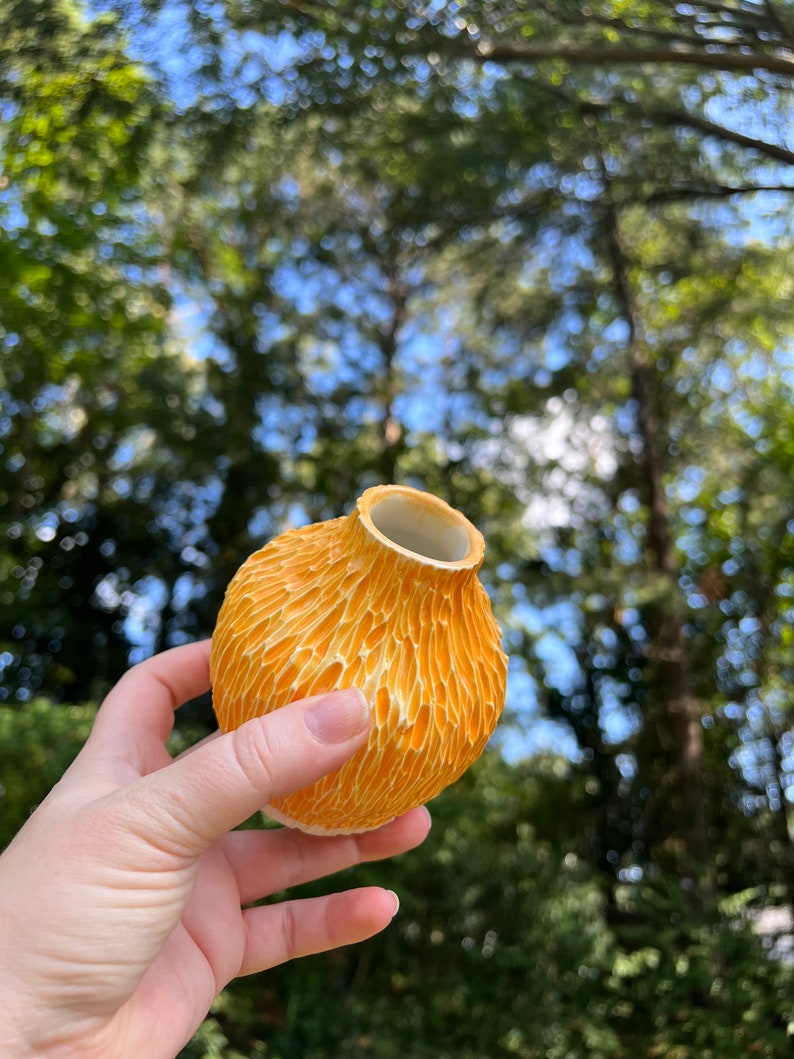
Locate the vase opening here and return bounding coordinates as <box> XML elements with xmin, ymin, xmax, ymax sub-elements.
<box><xmin>365</xmin><ymin>491</ymin><xmax>476</xmax><ymax>566</ymax></box>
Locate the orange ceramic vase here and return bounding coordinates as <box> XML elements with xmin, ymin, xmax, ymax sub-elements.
<box><xmin>209</xmin><ymin>484</ymin><xmax>508</xmax><ymax>834</ymax></box>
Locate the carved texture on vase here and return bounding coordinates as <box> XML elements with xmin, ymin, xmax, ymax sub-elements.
<box><xmin>210</xmin><ymin>487</ymin><xmax>508</xmax><ymax>834</ymax></box>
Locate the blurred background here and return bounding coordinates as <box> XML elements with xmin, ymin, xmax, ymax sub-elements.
<box><xmin>1</xmin><ymin>0</ymin><xmax>794</xmax><ymax>1054</ymax></box>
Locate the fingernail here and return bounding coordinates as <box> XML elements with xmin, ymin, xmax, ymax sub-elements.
<box><xmin>417</xmin><ymin>805</ymin><xmax>432</xmax><ymax>831</ymax></box>
<box><xmin>387</xmin><ymin>890</ymin><xmax>400</xmax><ymax>918</ymax></box>
<box><xmin>304</xmin><ymin>689</ymin><xmax>370</xmax><ymax>745</ymax></box>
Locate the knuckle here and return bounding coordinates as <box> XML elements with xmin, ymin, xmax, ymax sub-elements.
<box><xmin>283</xmin><ymin>836</ymin><xmax>313</xmax><ymax>891</ymax></box>
<box><xmin>280</xmin><ymin>902</ymin><xmax>300</xmax><ymax>960</ymax></box>
<box><xmin>229</xmin><ymin>720</ymin><xmax>277</xmax><ymax>796</ymax></box>
<box><xmin>323</xmin><ymin>897</ymin><xmax>342</xmax><ymax>949</ymax></box>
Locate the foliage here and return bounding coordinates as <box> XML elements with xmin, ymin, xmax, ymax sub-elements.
<box><xmin>0</xmin><ymin>697</ymin><xmax>96</xmax><ymax>845</ymax></box>
<box><xmin>5</xmin><ymin>705</ymin><xmax>792</xmax><ymax>1056</ymax></box>
<box><xmin>1</xmin><ymin>0</ymin><xmax>794</xmax><ymax>1055</ymax></box>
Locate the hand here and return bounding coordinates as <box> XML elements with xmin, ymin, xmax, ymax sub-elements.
<box><xmin>0</xmin><ymin>640</ymin><xmax>431</xmax><ymax>1058</ymax></box>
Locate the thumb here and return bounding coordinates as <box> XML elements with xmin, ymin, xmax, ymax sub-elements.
<box><xmin>121</xmin><ymin>689</ymin><xmax>370</xmax><ymax>856</ymax></box>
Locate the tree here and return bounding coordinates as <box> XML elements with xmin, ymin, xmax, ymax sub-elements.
<box><xmin>0</xmin><ymin>0</ymin><xmax>221</xmax><ymax>700</ymax></box>
<box><xmin>2</xmin><ymin>2</ymin><xmax>793</xmax><ymax>1051</ymax></box>
<box><xmin>240</xmin><ymin>0</ymin><xmax>794</xmax><ymax>173</ymax></box>
<box><xmin>234</xmin><ymin>0</ymin><xmax>794</xmax><ymax>886</ymax></box>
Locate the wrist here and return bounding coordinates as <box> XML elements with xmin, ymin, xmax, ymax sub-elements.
<box><xmin>0</xmin><ymin>997</ymin><xmax>106</xmax><ymax>1059</ymax></box>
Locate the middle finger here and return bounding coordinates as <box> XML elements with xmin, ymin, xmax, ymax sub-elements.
<box><xmin>223</xmin><ymin>806</ymin><xmax>431</xmax><ymax>905</ymax></box>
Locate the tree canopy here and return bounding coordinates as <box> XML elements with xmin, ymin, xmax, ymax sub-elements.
<box><xmin>1</xmin><ymin>1</ymin><xmax>793</xmax><ymax>1055</ymax></box>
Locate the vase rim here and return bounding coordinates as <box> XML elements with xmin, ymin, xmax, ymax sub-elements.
<box><xmin>356</xmin><ymin>484</ymin><xmax>485</xmax><ymax>570</ymax></box>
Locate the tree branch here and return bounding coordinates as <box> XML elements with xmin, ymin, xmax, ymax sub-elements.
<box><xmin>641</xmin><ymin>181</ymin><xmax>794</xmax><ymax>203</ymax></box>
<box><xmin>512</xmin><ymin>74</ymin><xmax>794</xmax><ymax>169</ymax></box>
<box><xmin>659</xmin><ymin>107</ymin><xmax>794</xmax><ymax>166</ymax></box>
<box><xmin>473</xmin><ymin>39</ymin><xmax>794</xmax><ymax>78</ymax></box>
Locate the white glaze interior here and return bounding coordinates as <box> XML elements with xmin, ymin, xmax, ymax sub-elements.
<box><xmin>368</xmin><ymin>494</ymin><xmax>471</xmax><ymax>563</ymax></box>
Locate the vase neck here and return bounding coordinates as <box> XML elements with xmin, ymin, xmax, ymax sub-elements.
<box><xmin>352</xmin><ymin>485</ymin><xmax>485</xmax><ymax>573</ymax></box>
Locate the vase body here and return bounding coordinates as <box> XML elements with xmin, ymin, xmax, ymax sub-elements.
<box><xmin>209</xmin><ymin>484</ymin><xmax>508</xmax><ymax>834</ymax></box>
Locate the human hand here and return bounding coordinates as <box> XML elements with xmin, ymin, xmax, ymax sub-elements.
<box><xmin>0</xmin><ymin>640</ymin><xmax>431</xmax><ymax>1058</ymax></box>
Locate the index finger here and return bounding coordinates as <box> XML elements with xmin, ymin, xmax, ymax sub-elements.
<box><xmin>90</xmin><ymin>639</ymin><xmax>213</xmax><ymax>748</ymax></box>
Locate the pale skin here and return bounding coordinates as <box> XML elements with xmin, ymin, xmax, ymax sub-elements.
<box><xmin>0</xmin><ymin>640</ymin><xmax>431</xmax><ymax>1058</ymax></box>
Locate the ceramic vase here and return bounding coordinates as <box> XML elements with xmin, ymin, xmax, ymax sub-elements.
<box><xmin>210</xmin><ymin>484</ymin><xmax>508</xmax><ymax>834</ymax></box>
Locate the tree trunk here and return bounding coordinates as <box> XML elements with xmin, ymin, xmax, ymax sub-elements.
<box><xmin>377</xmin><ymin>261</ymin><xmax>407</xmax><ymax>484</ymax></box>
<box><xmin>605</xmin><ymin>193</ymin><xmax>710</xmax><ymax>873</ymax></box>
